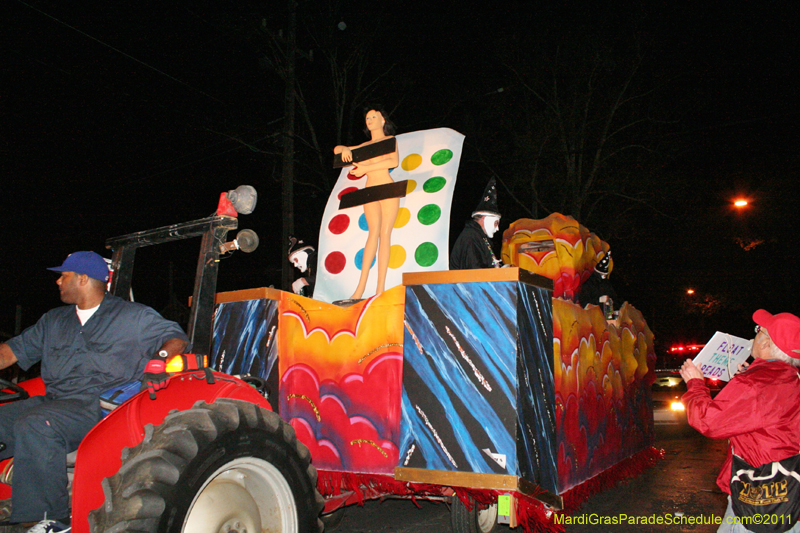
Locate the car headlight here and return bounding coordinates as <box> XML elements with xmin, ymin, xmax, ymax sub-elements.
<box><xmin>670</xmin><ymin>401</ymin><xmax>685</xmax><ymax>411</ymax></box>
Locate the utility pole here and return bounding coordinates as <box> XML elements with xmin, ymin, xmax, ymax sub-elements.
<box><xmin>280</xmin><ymin>0</ymin><xmax>297</xmax><ymax>292</ymax></box>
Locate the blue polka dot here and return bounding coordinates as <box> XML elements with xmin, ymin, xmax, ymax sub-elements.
<box><xmin>358</xmin><ymin>213</ymin><xmax>369</xmax><ymax>231</ymax></box>
<box><xmin>354</xmin><ymin>248</ymin><xmax>376</xmax><ymax>271</ymax></box>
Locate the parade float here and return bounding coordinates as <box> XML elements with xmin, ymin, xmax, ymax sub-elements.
<box><xmin>209</xmin><ymin>130</ymin><xmax>659</xmax><ymax>532</ymax></box>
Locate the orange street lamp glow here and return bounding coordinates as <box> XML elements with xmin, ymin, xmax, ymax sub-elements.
<box><xmin>734</xmin><ymin>199</ymin><xmax>748</xmax><ymax>208</ymax></box>
<box><xmin>686</xmin><ymin>289</ymin><xmax>695</xmax><ymax>295</ymax></box>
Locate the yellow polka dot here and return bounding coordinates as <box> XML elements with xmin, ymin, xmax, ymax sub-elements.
<box><xmin>389</xmin><ymin>245</ymin><xmax>407</xmax><ymax>269</ymax></box>
<box><xmin>406</xmin><ymin>180</ymin><xmax>417</xmax><ymax>194</ymax></box>
<box><xmin>394</xmin><ymin>207</ymin><xmax>411</xmax><ymax>228</ymax></box>
<box><xmin>401</xmin><ymin>153</ymin><xmax>423</xmax><ymax>171</ymax></box>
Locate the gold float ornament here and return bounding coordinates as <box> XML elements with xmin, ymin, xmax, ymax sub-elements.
<box><xmin>287</xmin><ymin>393</ymin><xmax>321</xmax><ymax>422</ymax></box>
<box><xmin>358</xmin><ymin>343</ymin><xmax>403</xmax><ymax>365</ymax></box>
<box><xmin>350</xmin><ymin>439</ymin><xmax>388</xmax><ymax>457</ymax></box>
<box><xmin>501</xmin><ymin>213</ymin><xmax>610</xmax><ymax>299</ymax></box>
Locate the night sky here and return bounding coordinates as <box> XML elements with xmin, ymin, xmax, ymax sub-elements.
<box><xmin>4</xmin><ymin>0</ymin><xmax>799</xmax><ymax>361</ymax></box>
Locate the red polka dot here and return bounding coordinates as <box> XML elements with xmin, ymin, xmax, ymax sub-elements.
<box><xmin>324</xmin><ymin>251</ymin><xmax>346</xmax><ymax>274</ymax></box>
<box><xmin>338</xmin><ymin>187</ymin><xmax>358</xmax><ymax>199</ymax></box>
<box><xmin>347</xmin><ymin>170</ymin><xmax>362</xmax><ymax>181</ymax></box>
<box><xmin>328</xmin><ymin>214</ymin><xmax>350</xmax><ymax>234</ymax></box>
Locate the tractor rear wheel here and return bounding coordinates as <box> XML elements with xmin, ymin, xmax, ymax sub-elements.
<box><xmin>89</xmin><ymin>398</ymin><xmax>323</xmax><ymax>533</ymax></box>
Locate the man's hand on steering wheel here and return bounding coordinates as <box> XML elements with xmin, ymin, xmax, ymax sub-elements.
<box><xmin>0</xmin><ymin>377</ymin><xmax>30</xmax><ymax>403</ymax></box>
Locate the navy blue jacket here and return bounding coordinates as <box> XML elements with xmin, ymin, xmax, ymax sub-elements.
<box><xmin>8</xmin><ymin>293</ymin><xmax>187</xmax><ymax>402</ymax></box>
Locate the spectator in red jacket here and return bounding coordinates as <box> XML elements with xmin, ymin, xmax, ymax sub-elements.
<box><xmin>680</xmin><ymin>310</ymin><xmax>800</xmax><ymax>533</ymax></box>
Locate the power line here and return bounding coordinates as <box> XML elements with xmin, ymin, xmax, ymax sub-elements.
<box><xmin>14</xmin><ymin>0</ymin><xmax>228</xmax><ymax>105</ymax></box>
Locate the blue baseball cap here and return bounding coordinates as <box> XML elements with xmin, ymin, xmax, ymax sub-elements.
<box><xmin>48</xmin><ymin>251</ymin><xmax>110</xmax><ymax>282</ymax></box>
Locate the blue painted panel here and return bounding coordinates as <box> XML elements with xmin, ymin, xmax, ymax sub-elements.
<box><xmin>516</xmin><ymin>283</ymin><xmax>558</xmax><ymax>494</ymax></box>
<box><xmin>400</xmin><ymin>282</ymin><xmax>519</xmax><ymax>475</ymax></box>
<box><xmin>211</xmin><ymin>298</ymin><xmax>279</xmax><ymax>410</ymax></box>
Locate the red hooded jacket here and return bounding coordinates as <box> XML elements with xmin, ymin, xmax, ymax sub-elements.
<box><xmin>682</xmin><ymin>358</ymin><xmax>800</xmax><ymax>493</ymax></box>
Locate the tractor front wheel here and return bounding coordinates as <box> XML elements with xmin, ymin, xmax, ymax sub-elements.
<box><xmin>89</xmin><ymin>398</ymin><xmax>323</xmax><ymax>533</ymax></box>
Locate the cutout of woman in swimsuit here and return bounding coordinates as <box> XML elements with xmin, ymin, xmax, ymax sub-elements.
<box><xmin>333</xmin><ymin>106</ymin><xmax>399</xmax><ymax>299</ymax></box>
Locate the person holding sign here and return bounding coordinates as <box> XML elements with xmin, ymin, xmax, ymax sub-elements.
<box><xmin>334</xmin><ymin>106</ymin><xmax>400</xmax><ymax>300</ymax></box>
<box><xmin>680</xmin><ymin>310</ymin><xmax>800</xmax><ymax>533</ymax></box>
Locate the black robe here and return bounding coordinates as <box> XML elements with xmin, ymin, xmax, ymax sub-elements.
<box><xmin>298</xmin><ymin>250</ymin><xmax>317</xmax><ymax>298</ymax></box>
<box><xmin>577</xmin><ymin>271</ymin><xmax>618</xmax><ymax>307</ymax></box>
<box><xmin>450</xmin><ymin>220</ymin><xmax>496</xmax><ymax>270</ymax></box>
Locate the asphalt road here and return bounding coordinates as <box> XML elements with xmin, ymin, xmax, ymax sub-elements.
<box><xmin>328</xmin><ymin>424</ymin><xmax>729</xmax><ymax>533</ymax></box>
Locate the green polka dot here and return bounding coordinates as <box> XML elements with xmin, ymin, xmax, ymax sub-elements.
<box><xmin>415</xmin><ymin>242</ymin><xmax>438</xmax><ymax>267</ymax></box>
<box><xmin>417</xmin><ymin>204</ymin><xmax>441</xmax><ymax>225</ymax></box>
<box><xmin>423</xmin><ymin>176</ymin><xmax>446</xmax><ymax>193</ymax></box>
<box><xmin>431</xmin><ymin>149</ymin><xmax>453</xmax><ymax>166</ymax></box>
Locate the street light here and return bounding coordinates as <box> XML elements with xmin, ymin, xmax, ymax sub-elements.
<box><xmin>686</xmin><ymin>289</ymin><xmax>695</xmax><ymax>295</ymax></box>
<box><xmin>734</xmin><ymin>199</ymin><xmax>748</xmax><ymax>208</ymax></box>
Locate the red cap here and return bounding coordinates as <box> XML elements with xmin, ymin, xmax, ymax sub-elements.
<box><xmin>753</xmin><ymin>310</ymin><xmax>800</xmax><ymax>358</ymax></box>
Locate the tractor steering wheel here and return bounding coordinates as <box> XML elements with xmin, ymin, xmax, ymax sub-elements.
<box><xmin>241</xmin><ymin>375</ymin><xmax>270</xmax><ymax>399</ymax></box>
<box><xmin>0</xmin><ymin>378</ymin><xmax>30</xmax><ymax>403</ymax></box>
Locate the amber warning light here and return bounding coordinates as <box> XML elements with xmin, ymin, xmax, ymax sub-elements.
<box><xmin>166</xmin><ymin>354</ymin><xmax>209</xmax><ymax>373</ymax></box>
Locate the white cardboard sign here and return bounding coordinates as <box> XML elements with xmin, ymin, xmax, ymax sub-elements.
<box><xmin>692</xmin><ymin>331</ymin><xmax>753</xmax><ymax>382</ymax></box>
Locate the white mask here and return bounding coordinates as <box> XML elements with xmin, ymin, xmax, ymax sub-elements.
<box><xmin>481</xmin><ymin>215</ymin><xmax>501</xmax><ymax>238</ymax></box>
<box><xmin>290</xmin><ymin>251</ymin><xmax>308</xmax><ymax>273</ymax></box>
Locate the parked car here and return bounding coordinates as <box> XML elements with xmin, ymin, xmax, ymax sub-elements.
<box><xmin>651</xmin><ymin>370</ymin><xmax>688</xmax><ymax>425</ymax></box>
<box><xmin>652</xmin><ymin>368</ymin><xmax>728</xmax><ymax>425</ymax></box>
